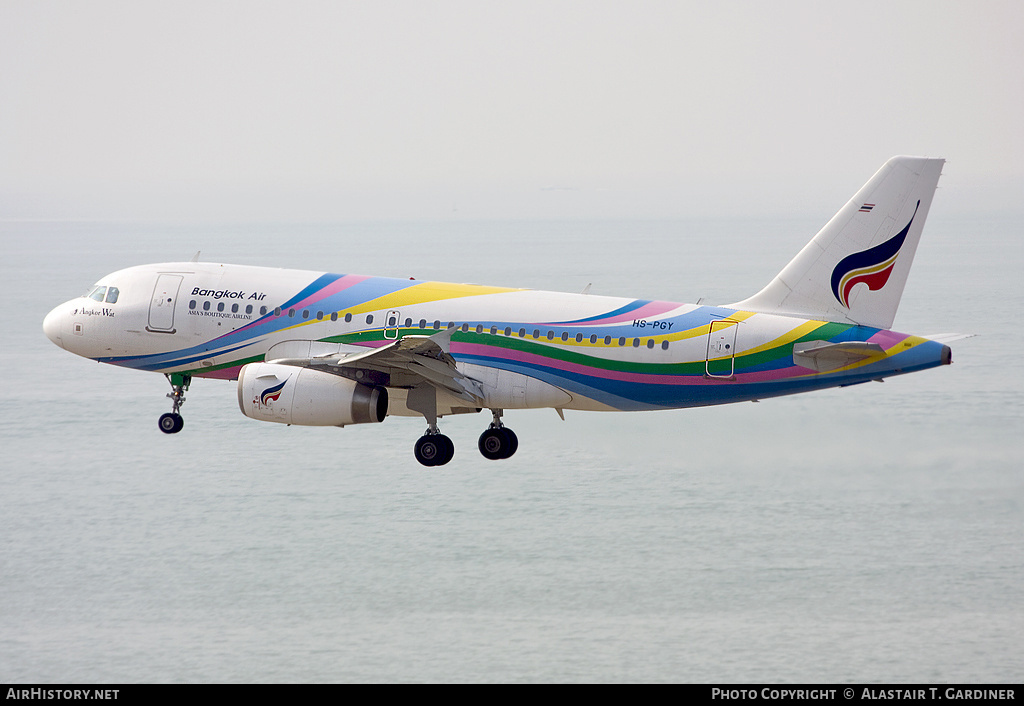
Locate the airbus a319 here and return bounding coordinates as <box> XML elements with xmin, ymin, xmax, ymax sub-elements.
<box><xmin>43</xmin><ymin>156</ymin><xmax>960</xmax><ymax>466</ymax></box>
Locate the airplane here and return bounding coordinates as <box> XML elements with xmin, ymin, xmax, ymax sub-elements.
<box><xmin>43</xmin><ymin>156</ymin><xmax>958</xmax><ymax>466</ymax></box>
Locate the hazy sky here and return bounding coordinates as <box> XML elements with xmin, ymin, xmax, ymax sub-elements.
<box><xmin>2</xmin><ymin>0</ymin><xmax>1022</xmax><ymax>220</ymax></box>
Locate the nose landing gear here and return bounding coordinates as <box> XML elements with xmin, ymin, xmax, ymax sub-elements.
<box><xmin>158</xmin><ymin>373</ymin><xmax>191</xmax><ymax>434</ymax></box>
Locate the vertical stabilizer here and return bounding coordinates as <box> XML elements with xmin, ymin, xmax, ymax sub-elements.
<box><xmin>730</xmin><ymin>156</ymin><xmax>944</xmax><ymax>329</ymax></box>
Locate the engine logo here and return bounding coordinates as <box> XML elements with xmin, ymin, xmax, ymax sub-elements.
<box><xmin>255</xmin><ymin>378</ymin><xmax>288</xmax><ymax>410</ymax></box>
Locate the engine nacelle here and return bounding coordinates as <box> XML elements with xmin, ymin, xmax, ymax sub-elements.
<box><xmin>237</xmin><ymin>363</ymin><xmax>387</xmax><ymax>427</ymax></box>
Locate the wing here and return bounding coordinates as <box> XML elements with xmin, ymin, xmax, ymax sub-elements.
<box><xmin>264</xmin><ymin>328</ymin><xmax>484</xmax><ymax>404</ymax></box>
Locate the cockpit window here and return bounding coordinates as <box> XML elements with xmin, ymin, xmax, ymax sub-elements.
<box><xmin>83</xmin><ymin>285</ymin><xmax>120</xmax><ymax>303</ymax></box>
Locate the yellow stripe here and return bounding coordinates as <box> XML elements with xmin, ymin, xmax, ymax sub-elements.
<box><xmin>730</xmin><ymin>317</ymin><xmax>824</xmax><ymax>357</ymax></box>
<box><xmin>343</xmin><ymin>281</ymin><xmax>523</xmax><ymax>317</ymax></box>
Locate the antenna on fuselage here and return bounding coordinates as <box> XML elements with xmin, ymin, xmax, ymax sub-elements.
<box><xmin>190</xmin><ymin>251</ymin><xmax>201</xmax><ymax>262</ymax></box>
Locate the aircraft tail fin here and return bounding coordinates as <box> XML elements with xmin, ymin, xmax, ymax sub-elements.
<box><xmin>730</xmin><ymin>156</ymin><xmax>945</xmax><ymax>329</ymax></box>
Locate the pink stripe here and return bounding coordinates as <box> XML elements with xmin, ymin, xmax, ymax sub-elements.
<box><xmin>291</xmin><ymin>274</ymin><xmax>372</xmax><ymax>311</ymax></box>
<box><xmin>231</xmin><ymin>274</ymin><xmax>373</xmax><ymax>336</ymax></box>
<box><xmin>194</xmin><ymin>366</ymin><xmax>243</xmax><ymax>380</ymax></box>
<box><xmin>867</xmin><ymin>330</ymin><xmax>909</xmax><ymax>349</ymax></box>
<box><xmin>453</xmin><ymin>342</ymin><xmax>810</xmax><ymax>386</ymax></box>
<box><xmin>570</xmin><ymin>300</ymin><xmax>682</xmax><ymax>326</ymax></box>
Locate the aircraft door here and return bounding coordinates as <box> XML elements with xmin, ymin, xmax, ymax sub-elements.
<box><xmin>384</xmin><ymin>310</ymin><xmax>401</xmax><ymax>340</ymax></box>
<box><xmin>705</xmin><ymin>319</ymin><xmax>739</xmax><ymax>379</ymax></box>
<box><xmin>148</xmin><ymin>274</ymin><xmax>183</xmax><ymax>333</ymax></box>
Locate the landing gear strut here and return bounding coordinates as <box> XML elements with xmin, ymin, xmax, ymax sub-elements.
<box><xmin>158</xmin><ymin>373</ymin><xmax>191</xmax><ymax>434</ymax></box>
<box><xmin>478</xmin><ymin>409</ymin><xmax>518</xmax><ymax>460</ymax></box>
<box><xmin>409</xmin><ymin>385</ymin><xmax>455</xmax><ymax>467</ymax></box>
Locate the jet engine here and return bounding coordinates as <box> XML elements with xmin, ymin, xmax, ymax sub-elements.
<box><xmin>237</xmin><ymin>363</ymin><xmax>387</xmax><ymax>427</ymax></box>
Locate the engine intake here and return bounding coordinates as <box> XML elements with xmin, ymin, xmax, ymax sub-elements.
<box><xmin>237</xmin><ymin>363</ymin><xmax>387</xmax><ymax>426</ymax></box>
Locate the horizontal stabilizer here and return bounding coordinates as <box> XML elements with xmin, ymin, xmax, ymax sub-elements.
<box><xmin>793</xmin><ymin>340</ymin><xmax>884</xmax><ymax>372</ymax></box>
<box><xmin>923</xmin><ymin>333</ymin><xmax>976</xmax><ymax>344</ymax></box>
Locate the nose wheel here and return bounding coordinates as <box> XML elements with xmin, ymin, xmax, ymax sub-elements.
<box><xmin>159</xmin><ymin>373</ymin><xmax>191</xmax><ymax>434</ymax></box>
<box><xmin>159</xmin><ymin>412</ymin><xmax>184</xmax><ymax>434</ymax></box>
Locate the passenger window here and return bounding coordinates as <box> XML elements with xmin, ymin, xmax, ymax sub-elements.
<box><xmin>519</xmin><ymin>328</ymin><xmax>526</xmax><ymax>337</ymax></box>
<box><xmin>203</xmin><ymin>301</ymin><xmax>211</xmax><ymax>311</ymax></box>
<box><xmin>604</xmin><ymin>336</ymin><xmax>612</xmax><ymax>345</ymax></box>
<box><xmin>433</xmin><ymin>320</ymin><xmax>441</xmax><ymax>330</ymax></box>
<box><xmin>546</xmin><ymin>331</ymin><xmax>554</xmax><ymax>340</ymax></box>
<box><xmin>575</xmin><ymin>333</ymin><xmax>583</xmax><ymax>342</ymax></box>
<box><xmin>420</xmin><ymin>319</ymin><xmax>427</xmax><ymax>329</ymax></box>
<box><xmin>274</xmin><ymin>307</ymin><xmax>282</xmax><ymax>316</ymax></box>
<box><xmin>217</xmin><ymin>302</ymin><xmax>225</xmax><ymax>312</ymax></box>
<box><xmin>317</xmin><ymin>311</ymin><xmax>324</xmax><ymax>320</ymax></box>
<box><xmin>366</xmin><ymin>314</ymin><xmax>374</xmax><ymax>324</ymax></box>
<box><xmin>331</xmin><ymin>312</ymin><xmax>338</xmax><ymax>322</ymax></box>
<box><xmin>105</xmin><ymin>287</ymin><xmax>119</xmax><ymax>303</ymax></box>
<box><xmin>489</xmin><ymin>326</ymin><xmax>497</xmax><ymax>335</ymax></box>
<box><xmin>261</xmin><ymin>306</ymin><xmax>268</xmax><ymax>315</ymax></box>
<box><xmin>288</xmin><ymin>309</ymin><xmax>296</xmax><ymax>317</ymax></box>
<box><xmin>231</xmin><ymin>303</ymin><xmax>239</xmax><ymax>313</ymax></box>
<box><xmin>618</xmin><ymin>337</ymin><xmax>626</xmax><ymax>346</ymax></box>
<box><xmin>245</xmin><ymin>305</ymin><xmax>253</xmax><ymax>314</ymax></box>
<box><xmin>504</xmin><ymin>327</ymin><xmax>512</xmax><ymax>336</ymax></box>
<box><xmin>189</xmin><ymin>300</ymin><xmax>197</xmax><ymax>310</ymax></box>
<box><xmin>646</xmin><ymin>339</ymin><xmax>655</xmax><ymax>349</ymax></box>
<box><xmin>560</xmin><ymin>332</ymin><xmax>569</xmax><ymax>341</ymax></box>
<box><xmin>661</xmin><ymin>341</ymin><xmax>670</xmax><ymax>350</ymax></box>
<box><xmin>589</xmin><ymin>334</ymin><xmax>597</xmax><ymax>343</ymax></box>
<box><xmin>345</xmin><ymin>313</ymin><xmax>352</xmax><ymax>322</ymax></box>
<box><xmin>302</xmin><ymin>310</ymin><xmax>310</xmax><ymax>319</ymax></box>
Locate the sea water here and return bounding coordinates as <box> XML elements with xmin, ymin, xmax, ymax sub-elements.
<box><xmin>1</xmin><ymin>216</ymin><xmax>1021</xmax><ymax>682</ymax></box>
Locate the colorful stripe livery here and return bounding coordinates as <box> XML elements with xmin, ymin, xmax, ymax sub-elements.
<box><xmin>77</xmin><ymin>264</ymin><xmax>949</xmax><ymax>413</ymax></box>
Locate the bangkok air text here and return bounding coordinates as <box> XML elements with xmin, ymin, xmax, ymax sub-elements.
<box><xmin>191</xmin><ymin>287</ymin><xmax>267</xmax><ymax>300</ymax></box>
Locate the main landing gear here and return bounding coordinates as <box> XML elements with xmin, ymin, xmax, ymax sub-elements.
<box><xmin>414</xmin><ymin>428</ymin><xmax>455</xmax><ymax>467</ymax></box>
<box><xmin>478</xmin><ymin>409</ymin><xmax>518</xmax><ymax>460</ymax></box>
<box><xmin>158</xmin><ymin>373</ymin><xmax>191</xmax><ymax>434</ymax></box>
<box><xmin>413</xmin><ymin>409</ymin><xmax>518</xmax><ymax>467</ymax></box>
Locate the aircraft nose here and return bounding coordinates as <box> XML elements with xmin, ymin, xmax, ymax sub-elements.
<box><xmin>43</xmin><ymin>306</ymin><xmax>65</xmax><ymax>349</ymax></box>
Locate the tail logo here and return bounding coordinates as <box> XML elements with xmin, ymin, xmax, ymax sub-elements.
<box><xmin>830</xmin><ymin>200</ymin><xmax>920</xmax><ymax>308</ymax></box>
